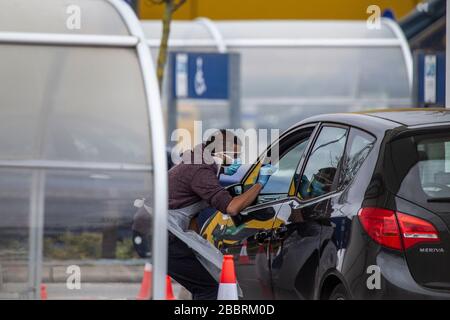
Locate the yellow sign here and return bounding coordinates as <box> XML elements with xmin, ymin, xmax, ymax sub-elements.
<box><xmin>139</xmin><ymin>0</ymin><xmax>422</xmax><ymax>21</ymax></box>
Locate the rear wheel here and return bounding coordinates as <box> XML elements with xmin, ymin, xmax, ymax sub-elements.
<box><xmin>329</xmin><ymin>284</ymin><xmax>349</xmax><ymax>300</ymax></box>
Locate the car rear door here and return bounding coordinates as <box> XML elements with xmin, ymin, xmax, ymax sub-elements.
<box><xmin>388</xmin><ymin>127</ymin><xmax>450</xmax><ymax>290</ymax></box>
<box><xmin>270</xmin><ymin>125</ymin><xmax>349</xmax><ymax>299</ymax></box>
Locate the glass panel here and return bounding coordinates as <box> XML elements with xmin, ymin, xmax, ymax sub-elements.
<box><xmin>176</xmin><ymin>100</ymin><xmax>230</xmax><ymax>130</ymax></box>
<box><xmin>239</xmin><ymin>47</ymin><xmax>410</xmax><ymax>99</ymax></box>
<box><xmin>417</xmin><ymin>136</ymin><xmax>450</xmax><ymax>199</ymax></box>
<box><xmin>147</xmin><ymin>23</ymin><xmax>410</xmax><ymax>132</ymax></box>
<box><xmin>339</xmin><ymin>128</ymin><xmax>376</xmax><ymax>188</ymax></box>
<box><xmin>146</xmin><ymin>21</ymin><xmax>410</xmax><ymax>132</ymax></box>
<box><xmin>299</xmin><ymin>127</ymin><xmax>347</xmax><ymax>200</ymax></box>
<box><xmin>216</xmin><ymin>21</ymin><xmax>395</xmax><ymax>40</ymax></box>
<box><xmin>0</xmin><ymin>43</ymin><xmax>156</xmax><ymax>299</ymax></box>
<box><xmin>261</xmin><ymin>140</ymin><xmax>309</xmax><ymax>194</ymax></box>
<box><xmin>157</xmin><ymin>46</ymin><xmax>411</xmax><ymax>132</ymax></box>
<box><xmin>237</xmin><ymin>47</ymin><xmax>411</xmax><ymax>131</ymax></box>
<box><xmin>42</xmin><ymin>169</ymin><xmax>152</xmax><ymax>299</ymax></box>
<box><xmin>0</xmin><ymin>44</ymin><xmax>151</xmax><ymax>164</ymax></box>
<box><xmin>0</xmin><ymin>0</ymin><xmax>129</xmax><ymax>35</ymax></box>
<box><xmin>0</xmin><ymin>169</ymin><xmax>31</xmax><ymax>299</ymax></box>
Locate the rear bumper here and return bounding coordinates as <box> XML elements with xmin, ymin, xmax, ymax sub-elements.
<box><xmin>353</xmin><ymin>251</ymin><xmax>450</xmax><ymax>299</ymax></box>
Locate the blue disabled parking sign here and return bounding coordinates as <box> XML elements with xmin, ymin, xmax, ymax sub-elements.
<box><xmin>171</xmin><ymin>52</ymin><xmax>230</xmax><ymax>100</ymax></box>
<box><xmin>167</xmin><ymin>51</ymin><xmax>240</xmax><ymax>135</ymax></box>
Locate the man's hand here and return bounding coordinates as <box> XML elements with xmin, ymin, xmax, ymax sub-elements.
<box><xmin>256</xmin><ymin>164</ymin><xmax>277</xmax><ymax>187</ymax></box>
<box><xmin>226</xmin><ymin>163</ymin><xmax>277</xmax><ymax>216</ymax></box>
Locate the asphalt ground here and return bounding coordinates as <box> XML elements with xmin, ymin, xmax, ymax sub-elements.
<box><xmin>0</xmin><ymin>282</ymin><xmax>187</xmax><ymax>300</ymax></box>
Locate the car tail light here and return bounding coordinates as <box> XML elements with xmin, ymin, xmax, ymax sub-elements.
<box><xmin>358</xmin><ymin>208</ymin><xmax>402</xmax><ymax>250</ymax></box>
<box><xmin>396</xmin><ymin>212</ymin><xmax>440</xmax><ymax>249</ymax></box>
<box><xmin>358</xmin><ymin>207</ymin><xmax>440</xmax><ymax>250</ymax></box>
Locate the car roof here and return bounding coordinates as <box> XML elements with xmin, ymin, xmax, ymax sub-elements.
<box><xmin>287</xmin><ymin>108</ymin><xmax>450</xmax><ymax>135</ymax></box>
<box><xmin>359</xmin><ymin>108</ymin><xmax>450</xmax><ymax>126</ymax></box>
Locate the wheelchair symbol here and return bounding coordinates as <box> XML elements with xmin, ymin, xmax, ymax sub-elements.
<box><xmin>195</xmin><ymin>57</ymin><xmax>207</xmax><ymax>96</ymax></box>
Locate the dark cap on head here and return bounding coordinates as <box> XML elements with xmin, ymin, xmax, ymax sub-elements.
<box><xmin>204</xmin><ymin>129</ymin><xmax>242</xmax><ymax>154</ymax></box>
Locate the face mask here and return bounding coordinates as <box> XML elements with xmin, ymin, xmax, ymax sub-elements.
<box><xmin>310</xmin><ymin>179</ymin><xmax>325</xmax><ymax>197</ymax></box>
<box><xmin>212</xmin><ymin>151</ymin><xmax>241</xmax><ymax>177</ymax></box>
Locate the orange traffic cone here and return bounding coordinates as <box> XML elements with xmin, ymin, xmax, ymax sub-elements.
<box><xmin>40</xmin><ymin>284</ymin><xmax>48</xmax><ymax>300</ymax></box>
<box><xmin>238</xmin><ymin>240</ymin><xmax>251</xmax><ymax>265</ymax></box>
<box><xmin>136</xmin><ymin>263</ymin><xmax>152</xmax><ymax>300</ymax></box>
<box><xmin>166</xmin><ymin>275</ymin><xmax>176</xmax><ymax>300</ymax></box>
<box><xmin>217</xmin><ymin>255</ymin><xmax>238</xmax><ymax>300</ymax></box>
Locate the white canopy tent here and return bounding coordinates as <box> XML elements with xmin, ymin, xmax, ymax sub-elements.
<box><xmin>0</xmin><ymin>0</ymin><xmax>167</xmax><ymax>299</ymax></box>
<box><xmin>142</xmin><ymin>18</ymin><xmax>413</xmax><ymax>131</ymax></box>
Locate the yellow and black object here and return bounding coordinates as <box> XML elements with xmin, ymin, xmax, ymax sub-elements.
<box><xmin>201</xmin><ymin>161</ymin><xmax>297</xmax><ymax>249</ymax></box>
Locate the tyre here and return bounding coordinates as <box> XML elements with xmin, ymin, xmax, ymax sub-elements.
<box><xmin>329</xmin><ymin>284</ymin><xmax>349</xmax><ymax>300</ymax></box>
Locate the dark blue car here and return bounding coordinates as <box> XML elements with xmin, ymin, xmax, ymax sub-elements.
<box><xmin>200</xmin><ymin>109</ymin><xmax>450</xmax><ymax>300</ymax></box>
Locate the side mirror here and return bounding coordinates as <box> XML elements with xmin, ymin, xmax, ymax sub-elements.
<box><xmin>226</xmin><ymin>183</ymin><xmax>243</xmax><ymax>196</ymax></box>
<box><xmin>233</xmin><ymin>184</ymin><xmax>243</xmax><ymax>195</ymax></box>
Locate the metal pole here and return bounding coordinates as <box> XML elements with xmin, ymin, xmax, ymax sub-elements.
<box><xmin>167</xmin><ymin>53</ymin><xmax>177</xmax><ymax>142</ymax></box>
<box><xmin>229</xmin><ymin>53</ymin><xmax>241</xmax><ymax>129</ymax></box>
<box><xmin>28</xmin><ymin>170</ymin><xmax>45</xmax><ymax>299</ymax></box>
<box><xmin>108</xmin><ymin>0</ymin><xmax>168</xmax><ymax>300</ymax></box>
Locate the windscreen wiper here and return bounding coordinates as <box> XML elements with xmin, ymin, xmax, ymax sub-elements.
<box><xmin>427</xmin><ymin>197</ymin><xmax>450</xmax><ymax>203</ymax></box>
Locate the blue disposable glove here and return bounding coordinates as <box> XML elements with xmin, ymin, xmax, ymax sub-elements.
<box><xmin>256</xmin><ymin>164</ymin><xmax>277</xmax><ymax>187</ymax></box>
<box><xmin>224</xmin><ymin>158</ymin><xmax>242</xmax><ymax>176</ymax></box>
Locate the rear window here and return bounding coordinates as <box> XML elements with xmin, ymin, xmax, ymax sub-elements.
<box><xmin>389</xmin><ymin>130</ymin><xmax>450</xmax><ymax>210</ymax></box>
<box><xmin>417</xmin><ymin>136</ymin><xmax>450</xmax><ymax>199</ymax></box>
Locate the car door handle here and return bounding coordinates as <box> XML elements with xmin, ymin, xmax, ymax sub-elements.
<box><xmin>260</xmin><ymin>195</ymin><xmax>280</xmax><ymax>203</ymax></box>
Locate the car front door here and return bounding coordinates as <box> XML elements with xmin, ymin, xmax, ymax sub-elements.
<box><xmin>217</xmin><ymin>124</ymin><xmax>317</xmax><ymax>299</ymax></box>
<box><xmin>270</xmin><ymin>125</ymin><xmax>349</xmax><ymax>299</ymax></box>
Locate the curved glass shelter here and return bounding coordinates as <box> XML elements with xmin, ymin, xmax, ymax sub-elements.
<box><xmin>0</xmin><ymin>0</ymin><xmax>167</xmax><ymax>299</ymax></box>
<box><xmin>142</xmin><ymin>19</ymin><xmax>413</xmax><ymax>131</ymax></box>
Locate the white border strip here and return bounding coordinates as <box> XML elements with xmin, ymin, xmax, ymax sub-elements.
<box><xmin>0</xmin><ymin>160</ymin><xmax>152</xmax><ymax>172</ymax></box>
<box><xmin>383</xmin><ymin>18</ymin><xmax>413</xmax><ymax>90</ymax></box>
<box><xmin>146</xmin><ymin>38</ymin><xmax>402</xmax><ymax>48</ymax></box>
<box><xmin>0</xmin><ymin>32</ymin><xmax>138</xmax><ymax>47</ymax></box>
<box><xmin>108</xmin><ymin>0</ymin><xmax>168</xmax><ymax>300</ymax></box>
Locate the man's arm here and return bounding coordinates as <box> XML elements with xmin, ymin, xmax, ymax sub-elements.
<box><xmin>191</xmin><ymin>164</ymin><xmax>275</xmax><ymax>217</ymax></box>
<box><xmin>226</xmin><ymin>183</ymin><xmax>262</xmax><ymax>216</ymax></box>
<box><xmin>226</xmin><ymin>164</ymin><xmax>276</xmax><ymax>216</ymax></box>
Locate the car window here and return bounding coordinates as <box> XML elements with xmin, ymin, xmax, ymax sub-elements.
<box><xmin>298</xmin><ymin>126</ymin><xmax>347</xmax><ymax>200</ymax></box>
<box><xmin>339</xmin><ymin>128</ymin><xmax>375</xmax><ymax>188</ymax></box>
<box><xmin>417</xmin><ymin>136</ymin><xmax>450</xmax><ymax>199</ymax></box>
<box><xmin>389</xmin><ymin>131</ymin><xmax>450</xmax><ymax>213</ymax></box>
<box><xmin>260</xmin><ymin>139</ymin><xmax>309</xmax><ymax>194</ymax></box>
